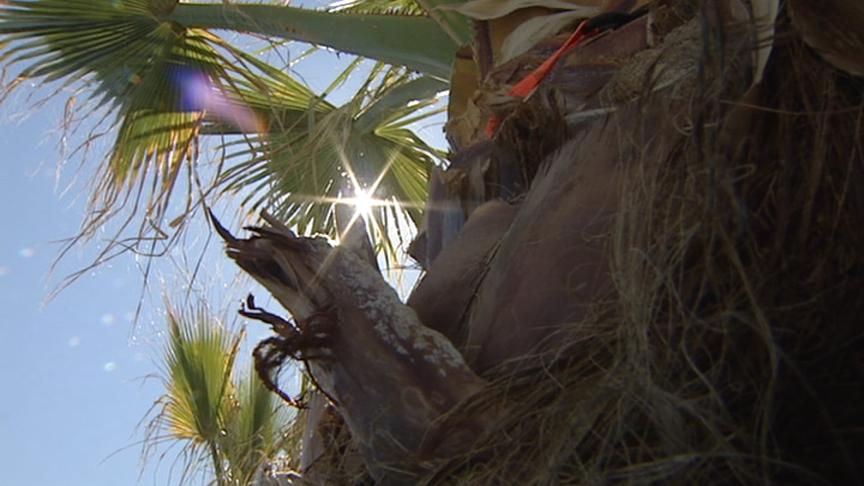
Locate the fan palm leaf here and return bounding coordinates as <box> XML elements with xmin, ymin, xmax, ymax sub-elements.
<box><xmin>221</xmin><ymin>363</ymin><xmax>292</xmax><ymax>485</ymax></box>
<box><xmin>0</xmin><ymin>1</ymin><xmax>264</xmax><ymax>255</ymax></box>
<box><xmin>147</xmin><ymin>303</ymin><xmax>243</xmax><ymax>485</ymax></box>
<box><xmin>162</xmin><ymin>305</ymin><xmax>241</xmax><ymax>445</ymax></box>
<box><xmin>148</xmin><ymin>302</ymin><xmax>298</xmax><ymax>485</ymax></box>
<box><xmin>219</xmin><ymin>60</ymin><xmax>446</xmax><ymax>262</ymax></box>
<box><xmin>1</xmin><ymin>0</ymin><xmax>453</xmax><ymax>265</ymax></box>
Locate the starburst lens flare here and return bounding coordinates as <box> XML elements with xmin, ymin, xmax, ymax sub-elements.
<box><xmin>332</xmin><ymin>185</ymin><xmax>388</xmax><ymax>246</ymax></box>
<box><xmin>171</xmin><ymin>67</ymin><xmax>264</xmax><ymax>133</ymax></box>
<box><xmin>349</xmin><ymin>188</ymin><xmax>376</xmax><ymax>218</ymax></box>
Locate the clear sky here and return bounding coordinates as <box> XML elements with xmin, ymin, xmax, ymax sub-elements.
<box><xmin>0</xmin><ymin>3</ymin><xmax>444</xmax><ymax>483</ymax></box>
<box><xmin>0</xmin><ymin>94</ymin><xmax>171</xmax><ymax>484</ymax></box>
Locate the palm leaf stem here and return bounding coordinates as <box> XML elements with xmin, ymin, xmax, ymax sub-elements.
<box><xmin>210</xmin><ymin>441</ymin><xmax>226</xmax><ymax>486</ymax></box>
<box><xmin>167</xmin><ymin>3</ymin><xmax>458</xmax><ymax>78</ymax></box>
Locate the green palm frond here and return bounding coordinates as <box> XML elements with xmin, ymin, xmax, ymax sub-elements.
<box><xmin>330</xmin><ymin>0</ymin><xmax>427</xmax><ymax>15</ymax></box>
<box><xmin>0</xmin><ymin>1</ymin><xmax>251</xmax><ymax>244</ymax></box>
<box><xmin>146</xmin><ymin>301</ymin><xmax>298</xmax><ymax>485</ymax></box>
<box><xmin>162</xmin><ymin>305</ymin><xmax>241</xmax><ymax>445</ymax></box>
<box><xmin>144</xmin><ymin>303</ymin><xmax>244</xmax><ymax>485</ymax></box>
<box><xmin>221</xmin><ymin>363</ymin><xmax>292</xmax><ymax>485</ymax></box>
<box><xmin>220</xmin><ymin>61</ymin><xmax>445</xmax><ymax>261</ymax></box>
<box><xmin>1</xmin><ymin>0</ymin><xmax>451</xmax><ymax>276</ymax></box>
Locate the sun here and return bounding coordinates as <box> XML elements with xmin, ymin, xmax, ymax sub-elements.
<box><xmin>350</xmin><ymin>187</ymin><xmax>376</xmax><ymax>218</ymax></box>
<box><xmin>333</xmin><ymin>186</ymin><xmax>384</xmax><ymax>246</ymax></box>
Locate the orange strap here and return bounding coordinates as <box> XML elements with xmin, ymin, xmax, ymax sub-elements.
<box><xmin>485</xmin><ymin>20</ymin><xmax>598</xmax><ymax>138</ymax></box>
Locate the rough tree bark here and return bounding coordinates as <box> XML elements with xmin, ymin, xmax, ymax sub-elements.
<box><xmin>210</xmin><ymin>214</ymin><xmax>489</xmax><ymax>484</ymax></box>
<box><xmin>219</xmin><ymin>0</ymin><xmax>864</xmax><ymax>483</ymax></box>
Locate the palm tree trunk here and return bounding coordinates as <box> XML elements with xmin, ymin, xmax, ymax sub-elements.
<box><xmin>211</xmin><ymin>212</ymin><xmax>490</xmax><ymax>484</ymax></box>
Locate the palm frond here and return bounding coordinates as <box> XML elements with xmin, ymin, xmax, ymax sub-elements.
<box><xmin>221</xmin><ymin>363</ymin><xmax>293</xmax><ymax>485</ymax></box>
<box><xmin>0</xmin><ymin>1</ymin><xmax>291</xmax><ymax>298</ymax></box>
<box><xmin>143</xmin><ymin>298</ymin><xmax>302</xmax><ymax>484</ymax></box>
<box><xmin>3</xmin><ymin>2</ymin><xmax>247</xmax><ymax>182</ymax></box>
<box><xmin>162</xmin><ymin>304</ymin><xmax>241</xmax><ymax>445</ymax></box>
<box><xmin>0</xmin><ymin>1</ymin><xmax>251</xmax><ymax>247</ymax></box>
<box><xmin>219</xmin><ymin>61</ymin><xmax>445</xmax><ymax>260</ymax></box>
<box><xmin>141</xmin><ymin>302</ymin><xmax>244</xmax><ymax>485</ymax></box>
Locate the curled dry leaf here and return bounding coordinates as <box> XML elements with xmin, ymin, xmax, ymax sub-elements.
<box><xmin>446</xmin><ymin>46</ymin><xmax>480</xmax><ymax>150</ymax></box>
<box><xmin>440</xmin><ymin>0</ymin><xmax>600</xmax><ymax>21</ymax></box>
<box><xmin>499</xmin><ymin>10</ymin><xmax>587</xmax><ymax>64</ymax></box>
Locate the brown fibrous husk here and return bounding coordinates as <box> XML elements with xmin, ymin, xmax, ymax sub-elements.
<box><xmin>415</xmin><ymin>15</ymin><xmax>864</xmax><ymax>486</ymax></box>
<box><xmin>295</xmin><ymin>5</ymin><xmax>864</xmax><ymax>485</ymax></box>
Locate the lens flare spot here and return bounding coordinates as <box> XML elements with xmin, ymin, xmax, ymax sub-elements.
<box><xmin>101</xmin><ymin>313</ymin><xmax>116</xmax><ymax>326</ymax></box>
<box><xmin>171</xmin><ymin>66</ymin><xmax>265</xmax><ymax>133</ymax></box>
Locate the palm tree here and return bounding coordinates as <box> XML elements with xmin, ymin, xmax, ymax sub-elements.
<box><xmin>6</xmin><ymin>0</ymin><xmax>864</xmax><ymax>484</ymax></box>
<box><xmin>209</xmin><ymin>1</ymin><xmax>864</xmax><ymax>484</ymax></box>
<box><xmin>146</xmin><ymin>302</ymin><xmax>295</xmax><ymax>485</ymax></box>
<box><xmin>0</xmin><ymin>0</ymin><xmax>461</xmax><ymax>279</ymax></box>
<box><xmin>2</xmin><ymin>0</ymin><xmax>464</xmax><ymax>482</ymax></box>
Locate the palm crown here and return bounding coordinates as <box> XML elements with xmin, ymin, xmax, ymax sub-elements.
<box><xmin>0</xmin><ymin>0</ymin><xmax>469</xmax><ymax>264</ymax></box>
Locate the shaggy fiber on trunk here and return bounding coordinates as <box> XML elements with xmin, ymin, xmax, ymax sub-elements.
<box><xmin>231</xmin><ymin>2</ymin><xmax>864</xmax><ymax>484</ymax></box>
<box><xmin>412</xmin><ymin>11</ymin><xmax>864</xmax><ymax>486</ymax></box>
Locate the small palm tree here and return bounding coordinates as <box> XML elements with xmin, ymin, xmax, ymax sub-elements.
<box><xmin>221</xmin><ymin>364</ymin><xmax>294</xmax><ymax>486</ymax></box>
<box><xmin>147</xmin><ymin>302</ymin><xmax>294</xmax><ymax>485</ymax></box>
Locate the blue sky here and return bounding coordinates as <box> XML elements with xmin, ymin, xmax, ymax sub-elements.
<box><xmin>0</xmin><ymin>99</ymin><xmax>170</xmax><ymax>484</ymax></box>
<box><xmin>0</xmin><ymin>4</ymin><xmax>443</xmax><ymax>483</ymax></box>
<box><xmin>0</xmin><ymin>71</ymin><xmax>310</xmax><ymax>486</ymax></box>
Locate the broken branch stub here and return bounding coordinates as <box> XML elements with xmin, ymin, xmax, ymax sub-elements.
<box><xmin>208</xmin><ymin>210</ymin><xmax>488</xmax><ymax>483</ymax></box>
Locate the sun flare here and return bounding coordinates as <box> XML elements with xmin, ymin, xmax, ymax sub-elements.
<box><xmin>350</xmin><ymin>188</ymin><xmax>376</xmax><ymax>218</ymax></box>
